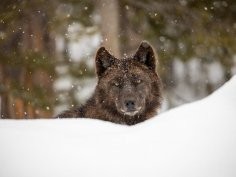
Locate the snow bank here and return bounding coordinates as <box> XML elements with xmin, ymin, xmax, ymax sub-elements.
<box><xmin>0</xmin><ymin>76</ymin><xmax>236</xmax><ymax>177</ymax></box>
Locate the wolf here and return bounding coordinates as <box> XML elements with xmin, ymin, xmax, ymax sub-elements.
<box><xmin>56</xmin><ymin>41</ymin><xmax>162</xmax><ymax>125</ymax></box>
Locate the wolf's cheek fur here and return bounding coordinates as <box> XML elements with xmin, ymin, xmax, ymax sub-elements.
<box><xmin>136</xmin><ymin>82</ymin><xmax>151</xmax><ymax>110</ymax></box>
<box><xmin>97</xmin><ymin>81</ymin><xmax>120</xmax><ymax>108</ymax></box>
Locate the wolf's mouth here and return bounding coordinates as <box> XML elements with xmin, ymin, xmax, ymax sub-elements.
<box><xmin>120</xmin><ymin>107</ymin><xmax>142</xmax><ymax>116</ymax></box>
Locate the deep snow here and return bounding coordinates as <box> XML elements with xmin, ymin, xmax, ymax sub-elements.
<box><xmin>0</xmin><ymin>76</ymin><xmax>236</xmax><ymax>177</ymax></box>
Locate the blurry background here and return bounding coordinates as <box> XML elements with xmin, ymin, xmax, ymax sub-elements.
<box><xmin>0</xmin><ymin>0</ymin><xmax>235</xmax><ymax>118</ymax></box>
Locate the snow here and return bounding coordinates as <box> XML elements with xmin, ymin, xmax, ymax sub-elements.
<box><xmin>0</xmin><ymin>75</ymin><xmax>236</xmax><ymax>177</ymax></box>
<box><xmin>68</xmin><ymin>33</ymin><xmax>100</xmax><ymax>62</ymax></box>
<box><xmin>74</xmin><ymin>78</ymin><xmax>96</xmax><ymax>103</ymax></box>
<box><xmin>54</xmin><ymin>75</ymin><xmax>73</xmax><ymax>91</ymax></box>
<box><xmin>206</xmin><ymin>61</ymin><xmax>224</xmax><ymax>86</ymax></box>
<box><xmin>67</xmin><ymin>23</ymin><xmax>101</xmax><ymax>62</ymax></box>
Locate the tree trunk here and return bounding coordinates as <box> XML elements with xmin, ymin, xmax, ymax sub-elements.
<box><xmin>97</xmin><ymin>0</ymin><xmax>121</xmax><ymax>57</ymax></box>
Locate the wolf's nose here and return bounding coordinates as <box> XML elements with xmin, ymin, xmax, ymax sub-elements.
<box><xmin>125</xmin><ymin>100</ymin><xmax>135</xmax><ymax>111</ymax></box>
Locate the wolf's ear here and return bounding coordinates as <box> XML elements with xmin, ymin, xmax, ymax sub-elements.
<box><xmin>95</xmin><ymin>47</ymin><xmax>115</xmax><ymax>77</ymax></box>
<box><xmin>134</xmin><ymin>41</ymin><xmax>156</xmax><ymax>71</ymax></box>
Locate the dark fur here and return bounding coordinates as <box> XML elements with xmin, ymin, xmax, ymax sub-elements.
<box><xmin>56</xmin><ymin>41</ymin><xmax>162</xmax><ymax>125</ymax></box>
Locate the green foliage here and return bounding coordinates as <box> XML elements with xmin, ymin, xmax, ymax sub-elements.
<box><xmin>69</xmin><ymin>61</ymin><xmax>95</xmax><ymax>78</ymax></box>
<box><xmin>0</xmin><ymin>0</ymin><xmax>56</xmax><ymax>115</ymax></box>
<box><xmin>0</xmin><ymin>52</ymin><xmax>55</xmax><ymax>74</ymax></box>
<box><xmin>121</xmin><ymin>0</ymin><xmax>236</xmax><ymax>86</ymax></box>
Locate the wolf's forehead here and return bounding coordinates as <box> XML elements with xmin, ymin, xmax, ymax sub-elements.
<box><xmin>116</xmin><ymin>59</ymin><xmax>143</xmax><ymax>71</ymax></box>
<box><xmin>116</xmin><ymin>59</ymin><xmax>131</xmax><ymax>71</ymax></box>
<box><xmin>109</xmin><ymin>65</ymin><xmax>146</xmax><ymax>79</ymax></box>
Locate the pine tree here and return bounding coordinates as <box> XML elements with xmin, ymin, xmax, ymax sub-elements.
<box><xmin>0</xmin><ymin>0</ymin><xmax>56</xmax><ymax>118</ymax></box>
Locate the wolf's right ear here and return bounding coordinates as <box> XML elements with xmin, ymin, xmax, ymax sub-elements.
<box><xmin>134</xmin><ymin>41</ymin><xmax>156</xmax><ymax>71</ymax></box>
<box><xmin>95</xmin><ymin>47</ymin><xmax>115</xmax><ymax>77</ymax></box>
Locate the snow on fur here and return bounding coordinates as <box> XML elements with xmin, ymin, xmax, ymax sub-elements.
<box><xmin>0</xmin><ymin>75</ymin><xmax>236</xmax><ymax>177</ymax></box>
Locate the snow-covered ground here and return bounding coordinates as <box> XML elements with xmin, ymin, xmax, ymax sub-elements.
<box><xmin>0</xmin><ymin>75</ymin><xmax>236</xmax><ymax>177</ymax></box>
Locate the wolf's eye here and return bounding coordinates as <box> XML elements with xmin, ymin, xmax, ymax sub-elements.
<box><xmin>132</xmin><ymin>74</ymin><xmax>142</xmax><ymax>84</ymax></box>
<box><xmin>136</xmin><ymin>79</ymin><xmax>142</xmax><ymax>84</ymax></box>
<box><xmin>134</xmin><ymin>78</ymin><xmax>142</xmax><ymax>85</ymax></box>
<box><xmin>112</xmin><ymin>81</ymin><xmax>120</xmax><ymax>87</ymax></box>
<box><xmin>114</xmin><ymin>82</ymin><xmax>119</xmax><ymax>87</ymax></box>
<box><xmin>111</xmin><ymin>78</ymin><xmax>123</xmax><ymax>88</ymax></box>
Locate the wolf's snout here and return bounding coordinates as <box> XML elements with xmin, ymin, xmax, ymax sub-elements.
<box><xmin>125</xmin><ymin>100</ymin><xmax>136</xmax><ymax>111</ymax></box>
<box><xmin>120</xmin><ymin>99</ymin><xmax>142</xmax><ymax>116</ymax></box>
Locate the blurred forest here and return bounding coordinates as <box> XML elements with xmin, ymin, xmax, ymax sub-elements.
<box><xmin>0</xmin><ymin>0</ymin><xmax>236</xmax><ymax>118</ymax></box>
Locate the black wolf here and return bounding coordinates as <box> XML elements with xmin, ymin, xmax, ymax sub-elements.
<box><xmin>56</xmin><ymin>41</ymin><xmax>162</xmax><ymax>125</ymax></box>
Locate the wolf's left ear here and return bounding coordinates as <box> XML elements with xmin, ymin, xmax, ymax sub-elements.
<box><xmin>134</xmin><ymin>41</ymin><xmax>156</xmax><ymax>71</ymax></box>
<box><xmin>95</xmin><ymin>47</ymin><xmax>115</xmax><ymax>77</ymax></box>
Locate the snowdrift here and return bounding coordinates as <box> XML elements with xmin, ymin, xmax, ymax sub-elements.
<box><xmin>0</xmin><ymin>76</ymin><xmax>236</xmax><ymax>177</ymax></box>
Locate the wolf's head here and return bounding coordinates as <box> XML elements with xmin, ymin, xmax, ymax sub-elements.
<box><xmin>94</xmin><ymin>41</ymin><xmax>162</xmax><ymax>124</ymax></box>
